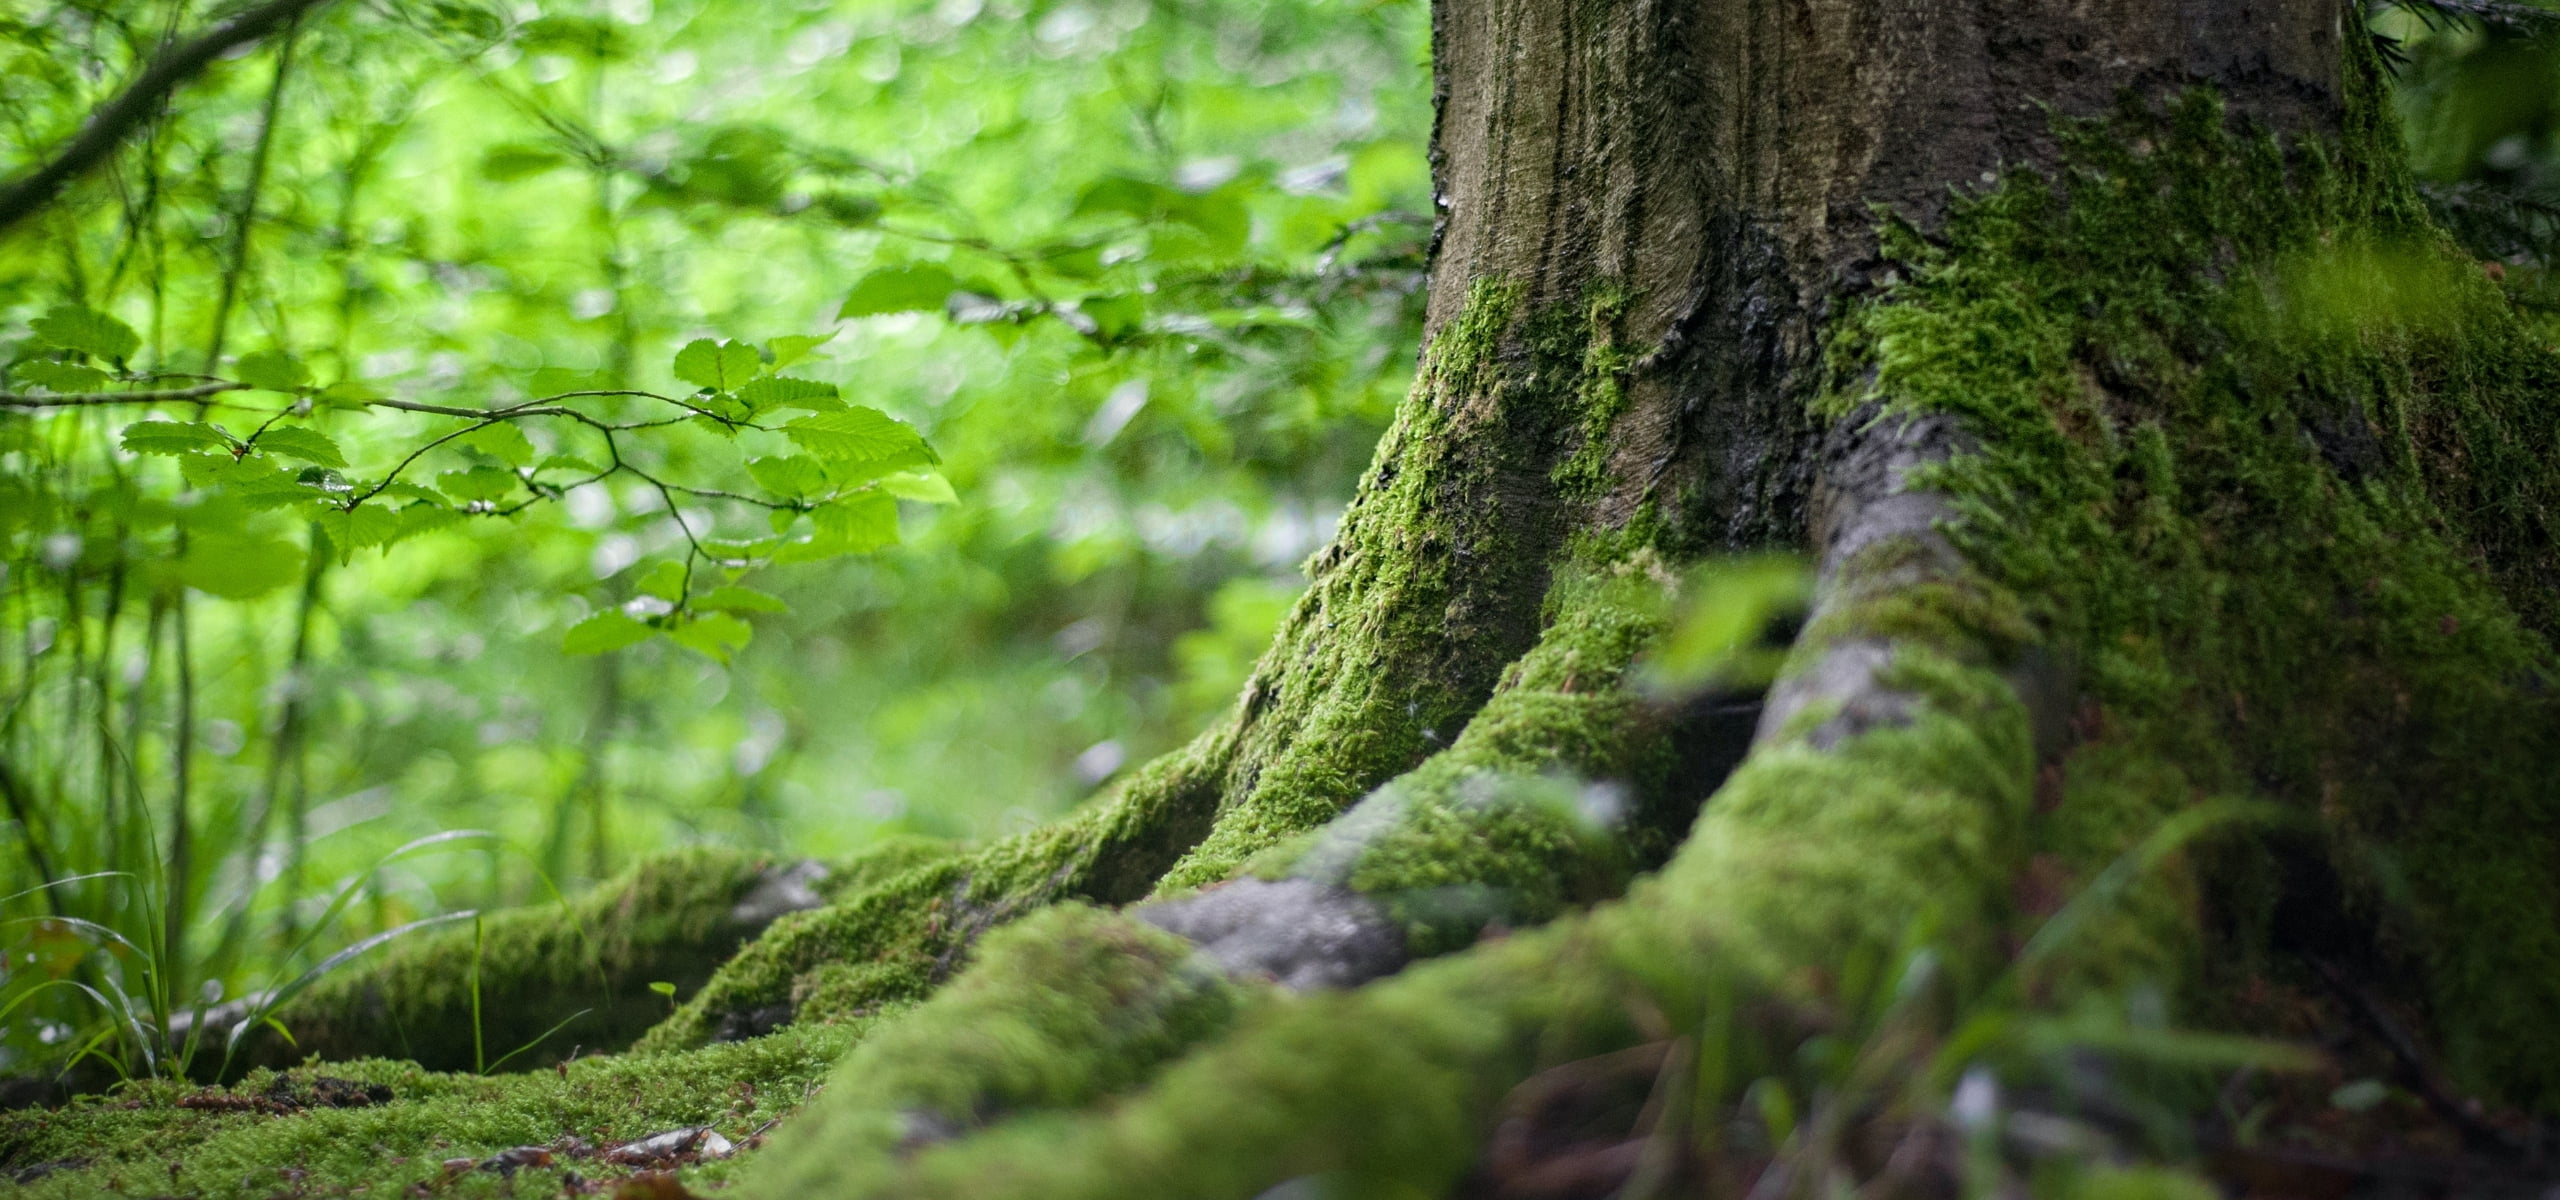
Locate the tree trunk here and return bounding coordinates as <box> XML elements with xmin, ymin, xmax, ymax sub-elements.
<box><xmin>54</xmin><ymin>2</ymin><xmax>2560</xmax><ymax>1196</ymax></box>
<box><xmin>727</xmin><ymin>0</ymin><xmax>2560</xmax><ymax>1194</ymax></box>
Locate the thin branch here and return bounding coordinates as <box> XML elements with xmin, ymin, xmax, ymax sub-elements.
<box><xmin>0</xmin><ymin>383</ymin><xmax>246</xmax><ymax>408</ymax></box>
<box><xmin>0</xmin><ymin>0</ymin><xmax>345</xmax><ymax>236</ymax></box>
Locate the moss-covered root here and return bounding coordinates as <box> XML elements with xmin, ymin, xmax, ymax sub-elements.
<box><xmin>761</xmin><ymin>903</ymin><xmax>1252</xmax><ymax>1163</ymax></box>
<box><xmin>0</xmin><ymin>1018</ymin><xmax>872</xmax><ymax>1200</ymax></box>
<box><xmin>743</xmin><ymin>625</ymin><xmax>2042</xmax><ymax>1200</ymax></box>
<box><xmin>1136</xmin><ymin>560</ymin><xmax>1700</xmax><ymax>987</ymax></box>
<box><xmin>638</xmin><ymin>741</ymin><xmax>1229</xmax><ymax>1053</ymax></box>
<box><xmin>223</xmin><ymin>842</ymin><xmax>928</xmax><ymax>1076</ymax></box>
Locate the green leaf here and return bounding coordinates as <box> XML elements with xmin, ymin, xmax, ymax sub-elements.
<box><xmin>746</xmin><ymin>455</ymin><xmax>827</xmax><ymax>499</ymax></box>
<box><xmin>15</xmin><ymin>360</ymin><xmax>108</xmax><ymax>393</ymax></box>
<box><xmin>879</xmin><ymin>470</ymin><xmax>958</xmax><ymax>504</ymax></box>
<box><xmin>374</xmin><ymin>481</ymin><xmax>446</xmax><ymax>505</ymax></box>
<box><xmin>176</xmin><ymin>533</ymin><xmax>302</xmax><ymax>599</ymax></box>
<box><xmin>1072</xmin><ymin>175</ymin><xmax>1178</xmax><ymax>222</ymax></box>
<box><xmin>121</xmin><ymin>421</ymin><xmax>234</xmax><ymax>456</ymax></box>
<box><xmin>563</xmin><ymin>610</ymin><xmax>655</xmax><ymax>655</ymax></box>
<box><xmin>317</xmin><ymin>380</ymin><xmax>384</xmax><ymax>410</ymax></box>
<box><xmin>234</xmin><ymin>350</ymin><xmax>311</xmax><ymax>393</ymax></box>
<box><xmin>766</xmin><ymin>332</ymin><xmax>837</xmax><ymax>371</ymax></box>
<box><xmin>30</xmin><ymin>304</ymin><xmax>139</xmax><ymax>363</ymax></box>
<box><xmin>694</xmin><ymin>585</ymin><xmax>785</xmax><ymax>614</ymax></box>
<box><xmin>813</xmin><ymin>492</ymin><xmax>898</xmax><ymax>552</ymax></box>
<box><xmin>319</xmin><ymin>506</ymin><xmax>401</xmax><ymax>559</ymax></box>
<box><xmin>480</xmin><ymin>142</ymin><xmax>570</xmax><ymax>182</ymax></box>
<box><xmin>1076</xmin><ymin>294</ymin><xmax>1146</xmax><ymax>339</ymax></box>
<box><xmin>635</xmin><ymin>559</ymin><xmax>686</xmax><ymax>601</ymax></box>
<box><xmin>437</xmin><ymin>466</ymin><xmax>518</xmax><ymax>503</ymax></box>
<box><xmin>667</xmin><ymin>612</ymin><xmax>752</xmax><ymax>663</ymax></box>
<box><xmin>389</xmin><ymin>503</ymin><xmax>465</xmax><ymax>548</ymax></box>
<box><xmin>782</xmin><ymin>407</ymin><xmax>933</xmax><ymax>467</ymax></box>
<box><xmin>736</xmin><ymin>376</ymin><xmax>843</xmax><ymax>415</ymax></box>
<box><xmin>535</xmin><ymin>454</ymin><xmax>601</xmax><ymax>474</ymax></box>
<box><xmin>648</xmin><ymin>981</ymin><xmax>677</xmax><ymax>1000</ymax></box>
<box><xmin>461</xmin><ymin>423</ymin><xmax>536</xmax><ymax>467</ymax></box>
<box><xmin>838</xmin><ymin>264</ymin><xmax>958</xmax><ymax>319</ymax></box>
<box><xmin>253</xmin><ymin>427</ymin><xmax>347</xmax><ymax>468</ymax></box>
<box><xmin>671</xmin><ymin>339</ymin><xmax>762</xmax><ymax>392</ymax></box>
<box><xmin>217</xmin><ymin>462</ymin><xmax>327</xmax><ymax>512</ymax></box>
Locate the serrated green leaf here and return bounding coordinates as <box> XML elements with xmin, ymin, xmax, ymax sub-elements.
<box><xmin>375</xmin><ymin>481</ymin><xmax>446</xmax><ymax>505</ymax></box>
<box><xmin>635</xmin><ymin>559</ymin><xmax>686</xmax><ymax>601</ymax></box>
<box><xmin>782</xmin><ymin>407</ymin><xmax>932</xmax><ymax>467</ymax></box>
<box><xmin>219</xmin><ymin>463</ymin><xmax>327</xmax><ymax>512</ymax></box>
<box><xmin>745</xmin><ymin>455</ymin><xmax>827</xmax><ymax>499</ymax></box>
<box><xmin>319</xmin><ymin>506</ymin><xmax>401</xmax><ymax>559</ymax></box>
<box><xmin>563</xmin><ymin>610</ymin><xmax>655</xmax><ymax>655</ymax></box>
<box><xmin>30</xmin><ymin>304</ymin><xmax>139</xmax><ymax>363</ymax></box>
<box><xmin>437</xmin><ymin>466</ymin><xmax>518</xmax><ymax>503</ymax></box>
<box><xmin>667</xmin><ymin>611</ymin><xmax>752</xmax><ymax>663</ymax></box>
<box><xmin>838</xmin><ymin>264</ymin><xmax>959</xmax><ymax>319</ymax></box>
<box><xmin>879</xmin><ymin>470</ymin><xmax>958</xmax><ymax>505</ymax></box>
<box><xmin>671</xmin><ymin>339</ymin><xmax>762</xmax><ymax>391</ymax></box>
<box><xmin>15</xmin><ymin>360</ymin><xmax>108</xmax><ymax>393</ymax></box>
<box><xmin>296</xmin><ymin>466</ymin><xmax>354</xmax><ymax>494</ymax></box>
<box><xmin>234</xmin><ymin>349</ymin><xmax>311</xmax><ymax>393</ymax></box>
<box><xmin>535</xmin><ymin>454</ymin><xmax>601</xmax><ymax>474</ymax></box>
<box><xmin>766</xmin><ymin>333</ymin><xmax>836</xmax><ymax>370</ymax></box>
<box><xmin>122</xmin><ymin>421</ymin><xmax>234</xmax><ymax>456</ymax></box>
<box><xmin>253</xmin><ymin>427</ymin><xmax>347</xmax><ymax>468</ymax></box>
<box><xmin>389</xmin><ymin>503</ymin><xmax>466</xmax><ymax>547</ymax></box>
<box><xmin>461</xmin><ymin>423</ymin><xmax>535</xmax><ymax>467</ymax></box>
<box><xmin>176</xmin><ymin>533</ymin><xmax>303</xmax><ymax>599</ymax></box>
<box><xmin>813</xmin><ymin>491</ymin><xmax>898</xmax><ymax>552</ymax></box>
<box><xmin>694</xmin><ymin>585</ymin><xmax>785</xmax><ymax>614</ymax></box>
<box><xmin>736</xmin><ymin>375</ymin><xmax>843</xmax><ymax>415</ymax></box>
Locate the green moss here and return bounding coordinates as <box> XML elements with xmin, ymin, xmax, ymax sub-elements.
<box><xmin>1544</xmin><ymin>282</ymin><xmax>1635</xmax><ymax>497</ymax></box>
<box><xmin>1154</xmin><ymin>274</ymin><xmax>1650</xmax><ymax>892</ymax></box>
<box><xmin>0</xmin><ymin>1017</ymin><xmax>874</xmax><ymax>1200</ymax></box>
<box><xmin>747</xmin><ymin>905</ymin><xmax>1252</xmax><ymax>1197</ymax></box>
<box><xmin>1830</xmin><ymin>85</ymin><xmax>2560</xmax><ymax>1103</ymax></box>
<box><xmin>1240</xmin><ymin>562</ymin><xmax>1685</xmax><ymax>955</ymax></box>
<box><xmin>740</xmin><ymin>625</ymin><xmax>2042</xmax><ymax>1200</ymax></box>
<box><xmin>232</xmin><ymin>847</ymin><xmax>792</xmax><ymax>1075</ymax></box>
<box><xmin>639</xmin><ymin>740</ymin><xmax>1227</xmax><ymax>1052</ymax></box>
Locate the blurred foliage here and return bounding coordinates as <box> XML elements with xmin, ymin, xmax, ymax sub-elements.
<box><xmin>2379</xmin><ymin>0</ymin><xmax>2560</xmax><ymax>306</ymax></box>
<box><xmin>0</xmin><ymin>0</ymin><xmax>1429</xmax><ymax>1070</ymax></box>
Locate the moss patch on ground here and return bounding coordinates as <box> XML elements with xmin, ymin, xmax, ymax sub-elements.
<box><xmin>1</xmin><ymin>1018</ymin><xmax>875</xmax><ymax>1199</ymax></box>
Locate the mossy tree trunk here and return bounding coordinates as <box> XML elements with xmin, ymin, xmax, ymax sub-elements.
<box><xmin>129</xmin><ymin>2</ymin><xmax>2560</xmax><ymax>1197</ymax></box>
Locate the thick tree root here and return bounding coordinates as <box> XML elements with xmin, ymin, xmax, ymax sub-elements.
<box><xmin>739</xmin><ymin>384</ymin><xmax>2047</xmax><ymax>1197</ymax></box>
<box><xmin>212</xmin><ymin>845</ymin><xmax>894</xmax><ymax>1076</ymax></box>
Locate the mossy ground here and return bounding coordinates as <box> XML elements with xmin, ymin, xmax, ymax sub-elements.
<box><xmin>2</xmin><ymin>1018</ymin><xmax>874</xmax><ymax>1199</ymax></box>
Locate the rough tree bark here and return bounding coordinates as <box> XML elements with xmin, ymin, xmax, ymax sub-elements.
<box><xmin>17</xmin><ymin>1</ymin><xmax>2560</xmax><ymax>1197</ymax></box>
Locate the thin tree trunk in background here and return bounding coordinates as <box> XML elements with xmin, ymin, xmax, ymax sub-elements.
<box><xmin>200</xmin><ymin>17</ymin><xmax>301</xmax><ymax>373</ymax></box>
<box><xmin>165</xmin><ymin>561</ymin><xmax>194</xmax><ymax>1007</ymax></box>
<box><xmin>547</xmin><ymin>657</ymin><xmax>623</xmax><ymax>885</ymax></box>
